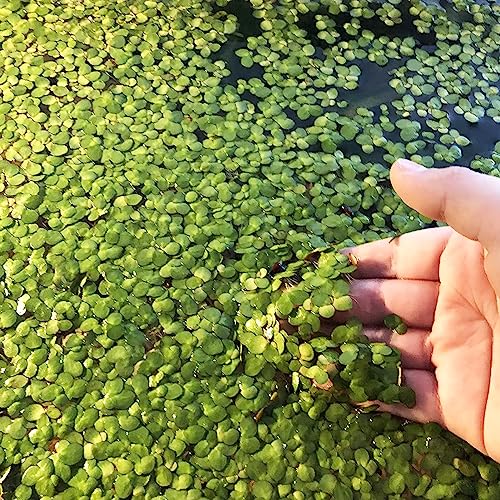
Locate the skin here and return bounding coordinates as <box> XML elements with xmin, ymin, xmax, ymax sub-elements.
<box><xmin>341</xmin><ymin>159</ymin><xmax>500</xmax><ymax>463</ymax></box>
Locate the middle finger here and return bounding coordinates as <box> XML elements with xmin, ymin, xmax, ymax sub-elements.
<box><xmin>327</xmin><ymin>278</ymin><xmax>439</xmax><ymax>329</ymax></box>
<box><xmin>361</xmin><ymin>327</ymin><xmax>433</xmax><ymax>370</ymax></box>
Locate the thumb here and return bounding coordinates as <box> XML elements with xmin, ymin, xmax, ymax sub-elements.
<box><xmin>390</xmin><ymin>159</ymin><xmax>500</xmax><ymax>248</ymax></box>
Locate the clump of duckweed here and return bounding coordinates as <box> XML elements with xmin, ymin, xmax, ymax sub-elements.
<box><xmin>0</xmin><ymin>0</ymin><xmax>499</xmax><ymax>498</ymax></box>
<box><xmin>237</xmin><ymin>246</ymin><xmax>414</xmax><ymax>408</ymax></box>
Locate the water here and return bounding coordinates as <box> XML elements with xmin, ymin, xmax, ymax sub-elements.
<box><xmin>211</xmin><ymin>0</ymin><xmax>499</xmax><ymax>167</ymax></box>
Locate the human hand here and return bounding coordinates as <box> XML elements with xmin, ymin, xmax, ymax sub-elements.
<box><xmin>342</xmin><ymin>159</ymin><xmax>500</xmax><ymax>463</ymax></box>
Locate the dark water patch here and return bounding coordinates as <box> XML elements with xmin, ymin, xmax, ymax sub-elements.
<box><xmin>337</xmin><ymin>58</ymin><xmax>403</xmax><ymax>119</ymax></box>
<box><xmin>445</xmin><ymin>106</ymin><xmax>500</xmax><ymax>165</ymax></box>
<box><xmin>210</xmin><ymin>0</ymin><xmax>496</xmax><ymax>171</ymax></box>
<box><xmin>416</xmin><ymin>0</ymin><xmax>475</xmax><ymax>24</ymax></box>
<box><xmin>194</xmin><ymin>128</ymin><xmax>208</xmax><ymax>142</ymax></box>
<box><xmin>212</xmin><ymin>0</ymin><xmax>262</xmax><ymax>38</ymax></box>
<box><xmin>295</xmin><ymin>11</ymin><xmax>333</xmax><ymax>51</ymax></box>
<box><xmin>1</xmin><ymin>465</ymin><xmax>24</xmax><ymax>500</ymax></box>
<box><xmin>313</xmin><ymin>45</ymin><xmax>326</xmax><ymax>61</ymax></box>
<box><xmin>370</xmin><ymin>104</ymin><xmax>498</xmax><ymax>169</ymax></box>
<box><xmin>284</xmin><ymin>106</ymin><xmax>318</xmax><ymax>130</ymax></box>
<box><xmin>239</xmin><ymin>89</ymin><xmax>259</xmax><ymax>106</ymax></box>
<box><xmin>212</xmin><ymin>38</ymin><xmax>265</xmax><ymax>86</ymax></box>
<box><xmin>274</xmin><ymin>60</ymin><xmax>404</xmax><ymax>131</ymax></box>
<box><xmin>303</xmin><ymin>131</ymin><xmax>388</xmax><ymax>167</ymax></box>
<box><xmin>337</xmin><ymin>140</ymin><xmax>388</xmax><ymax>167</ymax></box>
<box><xmin>297</xmin><ymin>0</ymin><xmax>437</xmax><ymax>48</ymax></box>
<box><xmin>436</xmin><ymin>0</ymin><xmax>475</xmax><ymax>24</ymax></box>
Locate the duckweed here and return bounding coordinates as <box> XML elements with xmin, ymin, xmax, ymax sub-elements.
<box><xmin>0</xmin><ymin>0</ymin><xmax>499</xmax><ymax>498</ymax></box>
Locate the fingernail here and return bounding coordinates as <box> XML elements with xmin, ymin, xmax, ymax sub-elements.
<box><xmin>393</xmin><ymin>159</ymin><xmax>426</xmax><ymax>172</ymax></box>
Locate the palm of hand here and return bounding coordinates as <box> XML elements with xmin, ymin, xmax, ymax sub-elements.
<box><xmin>430</xmin><ymin>231</ymin><xmax>499</xmax><ymax>461</ymax></box>
<box><xmin>353</xmin><ymin>160</ymin><xmax>500</xmax><ymax>463</ymax></box>
<box><xmin>347</xmin><ymin>227</ymin><xmax>500</xmax><ymax>462</ymax></box>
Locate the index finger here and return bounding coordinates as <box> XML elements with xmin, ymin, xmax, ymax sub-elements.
<box><xmin>344</xmin><ymin>226</ymin><xmax>452</xmax><ymax>280</ymax></box>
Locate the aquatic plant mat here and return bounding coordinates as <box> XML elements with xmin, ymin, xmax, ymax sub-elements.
<box><xmin>0</xmin><ymin>0</ymin><xmax>499</xmax><ymax>498</ymax></box>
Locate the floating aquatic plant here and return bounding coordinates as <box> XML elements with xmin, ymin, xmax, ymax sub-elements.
<box><xmin>0</xmin><ymin>0</ymin><xmax>499</xmax><ymax>498</ymax></box>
